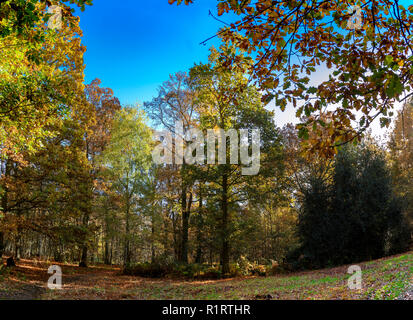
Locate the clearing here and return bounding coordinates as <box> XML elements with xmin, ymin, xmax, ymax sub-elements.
<box><xmin>0</xmin><ymin>252</ymin><xmax>412</xmax><ymax>300</ymax></box>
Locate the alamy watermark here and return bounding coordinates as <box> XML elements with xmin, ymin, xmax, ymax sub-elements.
<box><xmin>347</xmin><ymin>5</ymin><xmax>362</xmax><ymax>30</ymax></box>
<box><xmin>47</xmin><ymin>265</ymin><xmax>62</xmax><ymax>290</ymax></box>
<box><xmin>347</xmin><ymin>265</ymin><xmax>362</xmax><ymax>290</ymax></box>
<box><xmin>47</xmin><ymin>5</ymin><xmax>62</xmax><ymax>30</ymax></box>
<box><xmin>152</xmin><ymin>121</ymin><xmax>261</xmax><ymax>176</ymax></box>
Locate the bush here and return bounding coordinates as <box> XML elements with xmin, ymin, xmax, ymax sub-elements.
<box><xmin>123</xmin><ymin>262</ymin><xmax>172</xmax><ymax>278</ymax></box>
<box><xmin>266</xmin><ymin>259</ymin><xmax>287</xmax><ymax>275</ymax></box>
<box><xmin>174</xmin><ymin>263</ymin><xmax>206</xmax><ymax>278</ymax></box>
<box><xmin>123</xmin><ymin>258</ymin><xmax>271</xmax><ymax>279</ymax></box>
<box><xmin>195</xmin><ymin>266</ymin><xmax>222</xmax><ymax>280</ymax></box>
<box><xmin>235</xmin><ymin>255</ymin><xmax>267</xmax><ymax>277</ymax></box>
<box><xmin>123</xmin><ymin>262</ymin><xmax>224</xmax><ymax>279</ymax></box>
<box><xmin>250</xmin><ymin>264</ymin><xmax>267</xmax><ymax>276</ymax></box>
<box><xmin>284</xmin><ymin>249</ymin><xmax>315</xmax><ymax>271</ymax></box>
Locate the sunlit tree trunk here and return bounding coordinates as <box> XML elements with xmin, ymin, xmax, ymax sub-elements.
<box><xmin>123</xmin><ymin>185</ymin><xmax>131</xmax><ymax>268</ymax></box>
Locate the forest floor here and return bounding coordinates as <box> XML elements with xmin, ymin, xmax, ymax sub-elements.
<box><xmin>0</xmin><ymin>251</ymin><xmax>411</xmax><ymax>300</ymax></box>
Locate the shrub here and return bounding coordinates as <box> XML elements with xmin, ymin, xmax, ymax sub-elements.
<box><xmin>266</xmin><ymin>259</ymin><xmax>287</xmax><ymax>275</ymax></box>
<box><xmin>123</xmin><ymin>262</ymin><xmax>224</xmax><ymax>279</ymax></box>
<box><xmin>123</xmin><ymin>258</ymin><xmax>270</xmax><ymax>279</ymax></box>
<box><xmin>195</xmin><ymin>266</ymin><xmax>222</xmax><ymax>280</ymax></box>
<box><xmin>229</xmin><ymin>263</ymin><xmax>242</xmax><ymax>277</ymax></box>
<box><xmin>174</xmin><ymin>263</ymin><xmax>206</xmax><ymax>278</ymax></box>
<box><xmin>235</xmin><ymin>255</ymin><xmax>267</xmax><ymax>276</ymax></box>
<box><xmin>250</xmin><ymin>264</ymin><xmax>267</xmax><ymax>276</ymax></box>
<box><xmin>123</xmin><ymin>262</ymin><xmax>172</xmax><ymax>278</ymax></box>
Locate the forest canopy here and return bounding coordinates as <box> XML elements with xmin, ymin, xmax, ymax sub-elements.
<box><xmin>0</xmin><ymin>0</ymin><xmax>411</xmax><ymax>281</ymax></box>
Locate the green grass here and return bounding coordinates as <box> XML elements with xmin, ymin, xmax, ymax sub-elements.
<box><xmin>1</xmin><ymin>252</ymin><xmax>412</xmax><ymax>300</ymax></box>
<box><xmin>122</xmin><ymin>252</ymin><xmax>412</xmax><ymax>300</ymax></box>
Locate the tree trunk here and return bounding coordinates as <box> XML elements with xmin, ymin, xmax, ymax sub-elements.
<box><xmin>221</xmin><ymin>172</ymin><xmax>230</xmax><ymax>275</ymax></box>
<box><xmin>181</xmin><ymin>191</ymin><xmax>193</xmax><ymax>265</ymax></box>
<box><xmin>80</xmin><ymin>245</ymin><xmax>88</xmax><ymax>267</ymax></box>
<box><xmin>180</xmin><ymin>184</ymin><xmax>188</xmax><ymax>264</ymax></box>
<box><xmin>14</xmin><ymin>210</ymin><xmax>22</xmax><ymax>260</ymax></box>
<box><xmin>79</xmin><ymin>211</ymin><xmax>89</xmax><ymax>267</ymax></box>
<box><xmin>151</xmin><ymin>214</ymin><xmax>156</xmax><ymax>264</ymax></box>
<box><xmin>123</xmin><ymin>199</ymin><xmax>131</xmax><ymax>268</ymax></box>
<box><xmin>104</xmin><ymin>240</ymin><xmax>111</xmax><ymax>265</ymax></box>
<box><xmin>195</xmin><ymin>189</ymin><xmax>203</xmax><ymax>264</ymax></box>
<box><xmin>14</xmin><ymin>235</ymin><xmax>20</xmax><ymax>260</ymax></box>
<box><xmin>0</xmin><ymin>159</ymin><xmax>10</xmax><ymax>259</ymax></box>
<box><xmin>172</xmin><ymin>211</ymin><xmax>180</xmax><ymax>261</ymax></box>
<box><xmin>80</xmin><ymin>135</ymin><xmax>93</xmax><ymax>268</ymax></box>
<box><xmin>104</xmin><ymin>210</ymin><xmax>111</xmax><ymax>265</ymax></box>
<box><xmin>0</xmin><ymin>232</ymin><xmax>4</xmax><ymax>258</ymax></box>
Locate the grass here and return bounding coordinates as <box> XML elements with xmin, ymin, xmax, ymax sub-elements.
<box><xmin>0</xmin><ymin>251</ymin><xmax>411</xmax><ymax>300</ymax></box>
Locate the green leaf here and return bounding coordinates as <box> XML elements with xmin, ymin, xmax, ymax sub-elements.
<box><xmin>307</xmin><ymin>86</ymin><xmax>318</xmax><ymax>94</ymax></box>
<box><xmin>298</xmin><ymin>127</ymin><xmax>309</xmax><ymax>140</ymax></box>
<box><xmin>384</xmin><ymin>55</ymin><xmax>393</xmax><ymax>66</ymax></box>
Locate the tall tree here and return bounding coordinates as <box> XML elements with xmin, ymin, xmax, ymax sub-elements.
<box><xmin>297</xmin><ymin>143</ymin><xmax>410</xmax><ymax>269</ymax></box>
<box><xmin>144</xmin><ymin>72</ymin><xmax>198</xmax><ymax>264</ymax></box>
<box><xmin>0</xmin><ymin>99</ymin><xmax>93</xmax><ymax>263</ymax></box>
<box><xmin>101</xmin><ymin>107</ymin><xmax>152</xmax><ymax>268</ymax></box>
<box><xmin>78</xmin><ymin>79</ymin><xmax>121</xmax><ymax>267</ymax></box>
<box><xmin>189</xmin><ymin>45</ymin><xmax>284</xmax><ymax>274</ymax></box>
<box><xmin>0</xmin><ymin>6</ymin><xmax>89</xmax><ymax>259</ymax></box>
<box><xmin>388</xmin><ymin>100</ymin><xmax>413</xmax><ymax>231</ymax></box>
<box><xmin>0</xmin><ymin>1</ymin><xmax>89</xmax><ymax>158</ymax></box>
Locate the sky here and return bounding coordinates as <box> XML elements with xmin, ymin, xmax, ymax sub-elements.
<box><xmin>76</xmin><ymin>0</ymin><xmax>406</xmax><ymax>139</ymax></box>
<box><xmin>77</xmin><ymin>0</ymin><xmax>223</xmax><ymax>104</ymax></box>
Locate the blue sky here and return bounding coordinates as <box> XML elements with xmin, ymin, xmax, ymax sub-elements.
<box><xmin>76</xmin><ymin>0</ymin><xmax>408</xmax><ymax>138</ymax></box>
<box><xmin>77</xmin><ymin>0</ymin><xmax>223</xmax><ymax>105</ymax></box>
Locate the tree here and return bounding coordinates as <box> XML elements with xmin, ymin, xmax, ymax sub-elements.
<box><xmin>188</xmin><ymin>44</ymin><xmax>284</xmax><ymax>274</ymax></box>
<box><xmin>0</xmin><ymin>1</ymin><xmax>92</xmax><ymax>42</ymax></box>
<box><xmin>101</xmin><ymin>107</ymin><xmax>152</xmax><ymax>268</ymax></box>
<box><xmin>0</xmin><ymin>1</ymin><xmax>88</xmax><ymax>158</ymax></box>
<box><xmin>296</xmin><ymin>143</ymin><xmax>410</xmax><ymax>269</ymax></box>
<box><xmin>78</xmin><ymin>79</ymin><xmax>121</xmax><ymax>267</ymax></box>
<box><xmin>144</xmin><ymin>72</ymin><xmax>198</xmax><ymax>264</ymax></box>
<box><xmin>388</xmin><ymin>100</ymin><xmax>413</xmax><ymax>232</ymax></box>
<box><xmin>0</xmin><ymin>100</ymin><xmax>93</xmax><ymax>263</ymax></box>
<box><xmin>170</xmin><ymin>0</ymin><xmax>413</xmax><ymax>156</ymax></box>
<box><xmin>0</xmin><ymin>8</ymin><xmax>90</xmax><ymax>259</ymax></box>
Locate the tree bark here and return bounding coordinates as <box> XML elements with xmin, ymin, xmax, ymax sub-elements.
<box><xmin>180</xmin><ymin>183</ymin><xmax>190</xmax><ymax>264</ymax></box>
<box><xmin>104</xmin><ymin>240</ymin><xmax>111</xmax><ymax>265</ymax></box>
<box><xmin>103</xmin><ymin>207</ymin><xmax>112</xmax><ymax>265</ymax></box>
<box><xmin>195</xmin><ymin>189</ymin><xmax>203</xmax><ymax>264</ymax></box>
<box><xmin>151</xmin><ymin>216</ymin><xmax>155</xmax><ymax>264</ymax></box>
<box><xmin>80</xmin><ymin>245</ymin><xmax>88</xmax><ymax>267</ymax></box>
<box><xmin>0</xmin><ymin>159</ymin><xmax>10</xmax><ymax>259</ymax></box>
<box><xmin>172</xmin><ymin>210</ymin><xmax>180</xmax><ymax>261</ymax></box>
<box><xmin>123</xmin><ymin>196</ymin><xmax>131</xmax><ymax>268</ymax></box>
<box><xmin>0</xmin><ymin>232</ymin><xmax>4</xmax><ymax>258</ymax></box>
<box><xmin>221</xmin><ymin>172</ymin><xmax>230</xmax><ymax>275</ymax></box>
<box><xmin>79</xmin><ymin>211</ymin><xmax>89</xmax><ymax>267</ymax></box>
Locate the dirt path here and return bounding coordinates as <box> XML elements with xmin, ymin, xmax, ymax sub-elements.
<box><xmin>0</xmin><ymin>258</ymin><xmax>122</xmax><ymax>300</ymax></box>
<box><xmin>0</xmin><ymin>283</ymin><xmax>46</xmax><ymax>300</ymax></box>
